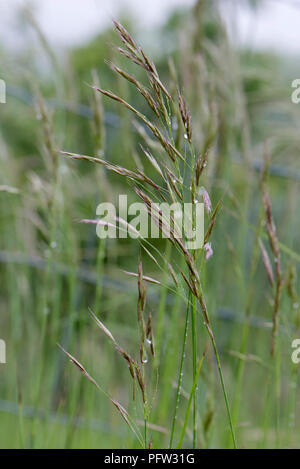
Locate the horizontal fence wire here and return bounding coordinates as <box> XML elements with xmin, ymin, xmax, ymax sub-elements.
<box><xmin>5</xmin><ymin>84</ymin><xmax>300</xmax><ymax>181</ymax></box>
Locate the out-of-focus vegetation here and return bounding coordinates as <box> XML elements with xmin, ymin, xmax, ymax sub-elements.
<box><xmin>0</xmin><ymin>0</ymin><xmax>300</xmax><ymax>449</ymax></box>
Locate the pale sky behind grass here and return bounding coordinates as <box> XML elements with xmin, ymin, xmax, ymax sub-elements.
<box><xmin>1</xmin><ymin>0</ymin><xmax>300</xmax><ymax>55</ymax></box>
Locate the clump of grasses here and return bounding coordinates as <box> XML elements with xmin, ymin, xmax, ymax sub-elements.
<box><xmin>60</xmin><ymin>20</ymin><xmax>237</xmax><ymax>448</ymax></box>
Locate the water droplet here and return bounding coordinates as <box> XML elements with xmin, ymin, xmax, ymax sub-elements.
<box><xmin>50</xmin><ymin>241</ymin><xmax>57</xmax><ymax>249</ymax></box>
<box><xmin>184</xmin><ymin>133</ymin><xmax>188</xmax><ymax>140</ymax></box>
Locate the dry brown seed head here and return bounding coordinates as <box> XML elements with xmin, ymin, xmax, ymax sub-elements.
<box><xmin>111</xmin><ymin>399</ymin><xmax>131</xmax><ymax>426</ymax></box>
<box><xmin>178</xmin><ymin>88</ymin><xmax>192</xmax><ymax>144</ymax></box>
<box><xmin>88</xmin><ymin>308</ymin><xmax>116</xmax><ymax>343</ymax></box>
<box><xmin>108</xmin><ymin>62</ymin><xmax>160</xmax><ymax>118</ymax></box>
<box><xmin>114</xmin><ymin>345</ymin><xmax>135</xmax><ymax>367</ymax></box>
<box><xmin>167</xmin><ymin>262</ymin><xmax>179</xmax><ymax>287</ymax></box>
<box><xmin>122</xmin><ymin>270</ymin><xmax>161</xmax><ymax>285</ymax></box>
<box><xmin>140</xmin><ymin>145</ymin><xmax>165</xmax><ymax>179</ymax></box>
<box><xmin>195</xmin><ymin>151</ymin><xmax>209</xmax><ymax>186</ymax></box>
<box><xmin>58</xmin><ymin>344</ymin><xmax>100</xmax><ymax>390</ymax></box>
<box><xmin>146</xmin><ymin>312</ymin><xmax>155</xmax><ymax>356</ymax></box>
<box><xmin>113</xmin><ymin>20</ymin><xmax>138</xmax><ymax>51</ymax></box>
<box><xmin>259</xmin><ymin>239</ymin><xmax>275</xmax><ymax>287</ymax></box>
<box><xmin>117</xmin><ymin>47</ymin><xmax>146</xmax><ymax>69</ymax></box>
<box><xmin>135</xmin><ymin>364</ymin><xmax>146</xmax><ymax>403</ymax></box>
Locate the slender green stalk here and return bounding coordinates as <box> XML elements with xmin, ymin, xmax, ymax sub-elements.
<box><xmin>142</xmin><ymin>363</ymin><xmax>148</xmax><ymax>449</ymax></box>
<box><xmin>94</xmin><ymin>238</ymin><xmax>106</xmax><ymax>313</ymax></box>
<box><xmin>274</xmin><ymin>338</ymin><xmax>281</xmax><ymax>447</ymax></box>
<box><xmin>287</xmin><ymin>363</ymin><xmax>298</xmax><ymax>447</ymax></box>
<box><xmin>155</xmin><ymin>241</ymin><xmax>172</xmax><ymax>360</ymax></box>
<box><xmin>231</xmin><ymin>317</ymin><xmax>250</xmax><ymax>434</ymax></box>
<box><xmin>177</xmin><ymin>349</ymin><xmax>206</xmax><ymax>448</ymax></box>
<box><xmin>196</xmin><ymin>281</ymin><xmax>237</xmax><ymax>448</ymax></box>
<box><xmin>260</xmin><ymin>371</ymin><xmax>272</xmax><ymax>448</ymax></box>
<box><xmin>229</xmin><ymin>205</ymin><xmax>264</xmax><ymax>446</ymax></box>
<box><xmin>208</xmin><ymin>324</ymin><xmax>237</xmax><ymax>449</ymax></box>
<box><xmin>191</xmin><ymin>293</ymin><xmax>197</xmax><ymax>447</ymax></box>
<box><xmin>157</xmin><ymin>285</ymin><xmax>182</xmax><ymax>424</ymax></box>
<box><xmin>169</xmin><ymin>296</ymin><xmax>190</xmax><ymax>448</ymax></box>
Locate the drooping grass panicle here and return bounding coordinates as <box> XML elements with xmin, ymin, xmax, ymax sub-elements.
<box><xmin>178</xmin><ymin>88</ymin><xmax>192</xmax><ymax>144</ymax></box>
<box><xmin>261</xmin><ymin>158</ymin><xmax>283</xmax><ymax>357</ymax></box>
<box><xmin>259</xmin><ymin>238</ymin><xmax>275</xmax><ymax>287</ymax></box>
<box><xmin>58</xmin><ymin>344</ymin><xmax>100</xmax><ymax>390</ymax></box>
<box><xmin>58</xmin><ymin>343</ymin><xmax>142</xmax><ymax>442</ymax></box>
<box><xmin>60</xmin><ymin>150</ymin><xmax>160</xmax><ymax>190</ymax></box>
<box><xmin>61</xmin><ymin>20</ymin><xmax>237</xmax><ymax>448</ymax></box>
<box><xmin>108</xmin><ymin>62</ymin><xmax>161</xmax><ymax>118</ymax></box>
